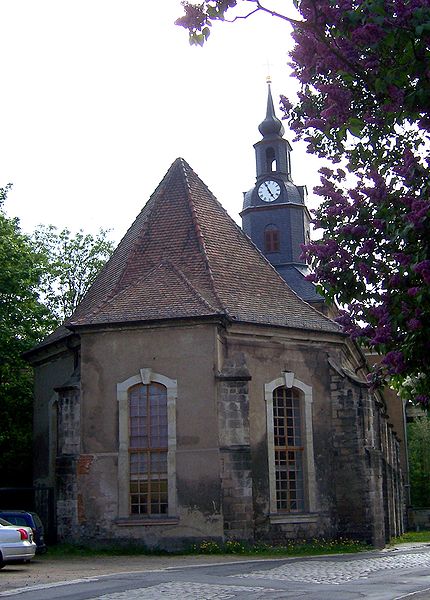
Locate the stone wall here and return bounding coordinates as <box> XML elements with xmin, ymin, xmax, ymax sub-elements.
<box><xmin>55</xmin><ymin>382</ymin><xmax>81</xmax><ymax>541</ymax></box>
<box><xmin>217</xmin><ymin>355</ymin><xmax>254</xmax><ymax>540</ymax></box>
<box><xmin>329</xmin><ymin>361</ymin><xmax>404</xmax><ymax>546</ymax></box>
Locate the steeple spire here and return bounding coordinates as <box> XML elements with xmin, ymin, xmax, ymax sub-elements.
<box><xmin>258</xmin><ymin>78</ymin><xmax>285</xmax><ymax>138</ymax></box>
<box><xmin>241</xmin><ymin>80</ymin><xmax>324</xmax><ymax>307</ymax></box>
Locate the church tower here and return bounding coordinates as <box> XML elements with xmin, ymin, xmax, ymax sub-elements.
<box><xmin>241</xmin><ymin>80</ymin><xmax>323</xmax><ymax>306</ymax></box>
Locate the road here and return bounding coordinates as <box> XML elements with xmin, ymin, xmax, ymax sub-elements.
<box><xmin>1</xmin><ymin>544</ymin><xmax>430</xmax><ymax>599</ymax></box>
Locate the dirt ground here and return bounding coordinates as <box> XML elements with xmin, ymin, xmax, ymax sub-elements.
<box><xmin>0</xmin><ymin>553</ymin><xmax>250</xmax><ymax>593</ymax></box>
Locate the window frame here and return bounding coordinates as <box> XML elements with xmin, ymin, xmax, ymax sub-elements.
<box><xmin>265</xmin><ymin>372</ymin><xmax>317</xmax><ymax>520</ymax></box>
<box><xmin>272</xmin><ymin>386</ymin><xmax>305</xmax><ymax>512</ymax></box>
<box><xmin>128</xmin><ymin>382</ymin><xmax>169</xmax><ymax>516</ymax></box>
<box><xmin>264</xmin><ymin>225</ymin><xmax>280</xmax><ymax>253</ymax></box>
<box><xmin>117</xmin><ymin>369</ymin><xmax>177</xmax><ymax>520</ymax></box>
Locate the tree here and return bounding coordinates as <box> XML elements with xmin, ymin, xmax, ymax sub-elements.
<box><xmin>407</xmin><ymin>417</ymin><xmax>430</xmax><ymax>507</ymax></box>
<box><xmin>1</xmin><ymin>195</ymin><xmax>114</xmax><ymax>485</ymax></box>
<box><xmin>0</xmin><ymin>186</ymin><xmax>54</xmax><ymax>485</ymax></box>
<box><xmin>176</xmin><ymin>0</ymin><xmax>430</xmax><ymax>406</ymax></box>
<box><xmin>32</xmin><ymin>226</ymin><xmax>114</xmax><ymax>323</ymax></box>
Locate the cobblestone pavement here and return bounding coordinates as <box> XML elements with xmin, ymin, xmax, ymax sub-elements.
<box><xmin>78</xmin><ymin>548</ymin><xmax>430</xmax><ymax>600</ymax></box>
<box><xmin>233</xmin><ymin>550</ymin><xmax>430</xmax><ymax>585</ymax></box>
<box><xmin>91</xmin><ymin>582</ymin><xmax>279</xmax><ymax>600</ymax></box>
<box><xmin>2</xmin><ymin>545</ymin><xmax>430</xmax><ymax>600</ymax></box>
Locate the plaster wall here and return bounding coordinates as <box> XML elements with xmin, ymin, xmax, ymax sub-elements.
<box><xmin>76</xmin><ymin>322</ymin><xmax>223</xmax><ymax>547</ymax></box>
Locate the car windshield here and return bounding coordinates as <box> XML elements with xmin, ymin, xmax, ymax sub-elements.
<box><xmin>2</xmin><ymin>515</ymin><xmax>28</xmax><ymax>526</ymax></box>
<box><xmin>0</xmin><ymin>518</ymin><xmax>13</xmax><ymax>526</ymax></box>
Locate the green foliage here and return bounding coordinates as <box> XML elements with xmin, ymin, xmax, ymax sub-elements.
<box><xmin>0</xmin><ymin>186</ymin><xmax>54</xmax><ymax>485</ymax></box>
<box><xmin>391</xmin><ymin>530</ymin><xmax>430</xmax><ymax>544</ymax></box>
<box><xmin>41</xmin><ymin>543</ymin><xmax>169</xmax><ymax>558</ymax></box>
<box><xmin>44</xmin><ymin>537</ymin><xmax>370</xmax><ymax>558</ymax></box>
<box><xmin>176</xmin><ymin>0</ymin><xmax>430</xmax><ymax>404</ymax></box>
<box><xmin>32</xmin><ymin>225</ymin><xmax>114</xmax><ymax>323</ymax></box>
<box><xmin>191</xmin><ymin>537</ymin><xmax>370</xmax><ymax>555</ymax></box>
<box><xmin>407</xmin><ymin>417</ymin><xmax>430</xmax><ymax>507</ymax></box>
<box><xmin>0</xmin><ymin>189</ymin><xmax>114</xmax><ymax>485</ymax></box>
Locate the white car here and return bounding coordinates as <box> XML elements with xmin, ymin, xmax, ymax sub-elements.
<box><xmin>0</xmin><ymin>518</ymin><xmax>36</xmax><ymax>569</ymax></box>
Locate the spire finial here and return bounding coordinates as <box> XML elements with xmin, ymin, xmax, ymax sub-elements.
<box><xmin>258</xmin><ymin>77</ymin><xmax>285</xmax><ymax>138</ymax></box>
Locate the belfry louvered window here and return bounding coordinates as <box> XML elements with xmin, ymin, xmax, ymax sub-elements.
<box><xmin>265</xmin><ymin>225</ymin><xmax>280</xmax><ymax>253</ymax></box>
<box><xmin>129</xmin><ymin>383</ymin><xmax>168</xmax><ymax>515</ymax></box>
<box><xmin>272</xmin><ymin>386</ymin><xmax>305</xmax><ymax>511</ymax></box>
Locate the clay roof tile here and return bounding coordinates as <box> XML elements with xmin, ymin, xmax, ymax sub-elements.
<box><xmin>51</xmin><ymin>158</ymin><xmax>340</xmax><ymax>336</ymax></box>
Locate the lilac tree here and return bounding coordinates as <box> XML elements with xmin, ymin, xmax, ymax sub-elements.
<box><xmin>176</xmin><ymin>0</ymin><xmax>430</xmax><ymax>406</ymax></box>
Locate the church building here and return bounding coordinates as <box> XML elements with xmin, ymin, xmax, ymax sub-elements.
<box><xmin>27</xmin><ymin>83</ymin><xmax>406</xmax><ymax>549</ymax></box>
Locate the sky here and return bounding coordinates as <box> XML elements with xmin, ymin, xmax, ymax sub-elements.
<box><xmin>0</xmin><ymin>0</ymin><xmax>324</xmax><ymax>243</ymax></box>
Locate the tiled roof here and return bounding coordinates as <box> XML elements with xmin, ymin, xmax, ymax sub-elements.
<box><xmin>49</xmin><ymin>158</ymin><xmax>340</xmax><ymax>338</ymax></box>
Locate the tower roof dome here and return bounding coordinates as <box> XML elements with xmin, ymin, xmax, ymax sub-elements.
<box><xmin>258</xmin><ymin>80</ymin><xmax>285</xmax><ymax>138</ymax></box>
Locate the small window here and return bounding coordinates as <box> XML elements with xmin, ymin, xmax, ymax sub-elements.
<box><xmin>286</xmin><ymin>150</ymin><xmax>291</xmax><ymax>176</ymax></box>
<box><xmin>265</xmin><ymin>225</ymin><xmax>280</xmax><ymax>253</ymax></box>
<box><xmin>273</xmin><ymin>387</ymin><xmax>305</xmax><ymax>512</ymax></box>
<box><xmin>266</xmin><ymin>147</ymin><xmax>276</xmax><ymax>172</ymax></box>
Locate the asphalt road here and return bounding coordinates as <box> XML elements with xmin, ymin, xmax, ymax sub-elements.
<box><xmin>2</xmin><ymin>544</ymin><xmax>430</xmax><ymax>599</ymax></box>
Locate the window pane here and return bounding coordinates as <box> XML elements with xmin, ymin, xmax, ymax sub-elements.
<box><xmin>129</xmin><ymin>383</ymin><xmax>168</xmax><ymax>515</ymax></box>
<box><xmin>273</xmin><ymin>386</ymin><xmax>305</xmax><ymax>512</ymax></box>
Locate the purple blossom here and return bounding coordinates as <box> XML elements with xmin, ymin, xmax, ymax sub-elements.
<box><xmin>414</xmin><ymin>260</ymin><xmax>430</xmax><ymax>284</ymax></box>
<box><xmin>394</xmin><ymin>252</ymin><xmax>411</xmax><ymax>267</ymax></box>
<box><xmin>358</xmin><ymin>262</ymin><xmax>372</xmax><ymax>279</ymax></box>
<box><xmin>388</xmin><ymin>273</ymin><xmax>402</xmax><ymax>287</ymax></box>
<box><xmin>372</xmin><ymin>328</ymin><xmax>393</xmax><ymax>344</ymax></box>
<box><xmin>382</xmin><ymin>350</ymin><xmax>406</xmax><ymax>375</ymax></box>
<box><xmin>359</xmin><ymin>239</ymin><xmax>376</xmax><ymax>254</ymax></box>
<box><xmin>407</xmin><ymin>287</ymin><xmax>421</xmax><ymax>297</ymax></box>
<box><xmin>319</xmin><ymin>167</ymin><xmax>334</xmax><ymax>177</ymax></box>
<box><xmin>305</xmin><ymin>118</ymin><xmax>326</xmax><ymax>130</ymax></box>
<box><xmin>351</xmin><ymin>23</ymin><xmax>384</xmax><ymax>46</ymax></box>
<box><xmin>406</xmin><ymin>199</ymin><xmax>430</xmax><ymax>227</ymax></box>
<box><xmin>372</xmin><ymin>219</ymin><xmax>385</xmax><ymax>231</ymax></box>
<box><xmin>383</xmin><ymin>85</ymin><xmax>405</xmax><ymax>112</ymax></box>
<box><xmin>416</xmin><ymin>395</ymin><xmax>429</xmax><ymax>407</ymax></box>
<box><xmin>395</xmin><ymin>149</ymin><xmax>419</xmax><ymax>181</ymax></box>
<box><xmin>407</xmin><ymin>318</ymin><xmax>422</xmax><ymax>331</ymax></box>
<box><xmin>339</xmin><ymin>224</ymin><xmax>367</xmax><ymax>238</ymax></box>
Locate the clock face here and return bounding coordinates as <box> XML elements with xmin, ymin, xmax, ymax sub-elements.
<box><xmin>258</xmin><ymin>180</ymin><xmax>281</xmax><ymax>202</ymax></box>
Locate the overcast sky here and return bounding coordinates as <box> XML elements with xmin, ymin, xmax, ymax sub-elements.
<box><xmin>0</xmin><ymin>0</ymin><xmax>324</xmax><ymax>243</ymax></box>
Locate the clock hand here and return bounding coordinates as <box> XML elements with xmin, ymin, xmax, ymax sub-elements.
<box><xmin>264</xmin><ymin>182</ymin><xmax>276</xmax><ymax>199</ymax></box>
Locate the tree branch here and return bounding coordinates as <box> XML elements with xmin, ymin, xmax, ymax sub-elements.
<box><xmin>223</xmin><ymin>0</ymin><xmax>303</xmax><ymax>27</ymax></box>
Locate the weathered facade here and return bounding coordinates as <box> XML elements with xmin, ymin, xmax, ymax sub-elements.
<box><xmin>27</xmin><ymin>88</ymin><xmax>406</xmax><ymax>549</ymax></box>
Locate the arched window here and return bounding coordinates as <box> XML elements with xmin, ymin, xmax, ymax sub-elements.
<box><xmin>273</xmin><ymin>386</ymin><xmax>304</xmax><ymax>511</ymax></box>
<box><xmin>264</xmin><ymin>224</ymin><xmax>280</xmax><ymax>253</ymax></box>
<box><xmin>265</xmin><ymin>373</ymin><xmax>317</xmax><ymax>519</ymax></box>
<box><xmin>286</xmin><ymin>149</ymin><xmax>291</xmax><ymax>176</ymax></box>
<box><xmin>265</xmin><ymin>147</ymin><xmax>276</xmax><ymax>172</ymax></box>
<box><xmin>117</xmin><ymin>369</ymin><xmax>177</xmax><ymax>521</ymax></box>
<box><xmin>129</xmin><ymin>382</ymin><xmax>168</xmax><ymax>515</ymax></box>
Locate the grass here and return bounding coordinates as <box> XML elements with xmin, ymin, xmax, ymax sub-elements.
<box><xmin>390</xmin><ymin>530</ymin><xmax>430</xmax><ymax>545</ymax></box>
<box><xmin>40</xmin><ymin>537</ymin><xmax>372</xmax><ymax>560</ymax></box>
<box><xmin>39</xmin><ymin>543</ymin><xmax>170</xmax><ymax>559</ymax></box>
<box><xmin>191</xmin><ymin>538</ymin><xmax>371</xmax><ymax>556</ymax></box>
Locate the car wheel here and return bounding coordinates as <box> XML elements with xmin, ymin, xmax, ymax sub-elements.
<box><xmin>0</xmin><ymin>552</ymin><xmax>5</xmax><ymax>570</ymax></box>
